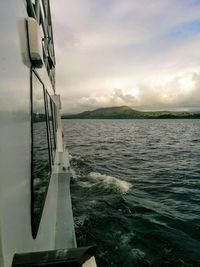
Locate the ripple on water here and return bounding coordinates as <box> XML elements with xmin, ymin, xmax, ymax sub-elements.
<box><xmin>63</xmin><ymin>119</ymin><xmax>200</xmax><ymax>266</ymax></box>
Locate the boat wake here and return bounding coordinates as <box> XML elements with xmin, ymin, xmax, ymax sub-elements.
<box><xmin>70</xmin><ymin>154</ymin><xmax>132</xmax><ymax>194</ymax></box>
<box><xmin>86</xmin><ymin>172</ymin><xmax>132</xmax><ymax>194</ymax></box>
<box><xmin>73</xmin><ymin>171</ymin><xmax>132</xmax><ymax>195</ymax></box>
<box><xmin>65</xmin><ymin>120</ymin><xmax>200</xmax><ymax>267</ymax></box>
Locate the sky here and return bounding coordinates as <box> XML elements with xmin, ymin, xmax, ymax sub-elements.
<box><xmin>51</xmin><ymin>0</ymin><xmax>200</xmax><ymax>113</ymax></box>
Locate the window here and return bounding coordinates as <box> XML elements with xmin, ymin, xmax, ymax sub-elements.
<box><xmin>46</xmin><ymin>92</ymin><xmax>56</xmax><ymax>163</ymax></box>
<box><xmin>53</xmin><ymin>102</ymin><xmax>57</xmax><ymax>133</ymax></box>
<box><xmin>26</xmin><ymin>0</ymin><xmax>56</xmax><ymax>90</ymax></box>
<box><xmin>31</xmin><ymin>70</ymin><xmax>51</xmax><ymax>238</ymax></box>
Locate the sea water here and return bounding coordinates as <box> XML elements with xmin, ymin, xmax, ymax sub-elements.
<box><xmin>63</xmin><ymin>119</ymin><xmax>200</xmax><ymax>267</ymax></box>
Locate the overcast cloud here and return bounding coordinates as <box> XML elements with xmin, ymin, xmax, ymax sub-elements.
<box><xmin>51</xmin><ymin>0</ymin><xmax>200</xmax><ymax>113</ymax></box>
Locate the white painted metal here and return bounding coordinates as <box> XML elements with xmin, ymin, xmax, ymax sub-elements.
<box><xmin>54</xmin><ymin>99</ymin><xmax>77</xmax><ymax>249</ymax></box>
<box><xmin>0</xmin><ymin>1</ymin><xmax>77</xmax><ymax>266</ymax></box>
<box><xmin>0</xmin><ymin>1</ymin><xmax>97</xmax><ymax>266</ymax></box>
<box><xmin>54</xmin><ymin>151</ymin><xmax>77</xmax><ymax>249</ymax></box>
<box><xmin>83</xmin><ymin>257</ymin><xmax>97</xmax><ymax>267</ymax></box>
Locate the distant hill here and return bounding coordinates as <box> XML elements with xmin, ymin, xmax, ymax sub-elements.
<box><xmin>61</xmin><ymin>106</ymin><xmax>200</xmax><ymax>119</ymax></box>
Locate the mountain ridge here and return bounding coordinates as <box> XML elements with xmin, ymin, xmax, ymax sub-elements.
<box><xmin>62</xmin><ymin>106</ymin><xmax>200</xmax><ymax>119</ymax></box>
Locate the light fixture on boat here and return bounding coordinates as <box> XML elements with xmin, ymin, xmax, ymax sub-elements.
<box><xmin>27</xmin><ymin>17</ymin><xmax>43</xmax><ymax>68</ymax></box>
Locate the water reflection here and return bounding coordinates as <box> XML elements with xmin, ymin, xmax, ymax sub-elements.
<box><xmin>32</xmin><ymin>71</ymin><xmax>51</xmax><ymax>237</ymax></box>
<box><xmin>47</xmin><ymin>93</ymin><xmax>56</xmax><ymax>162</ymax></box>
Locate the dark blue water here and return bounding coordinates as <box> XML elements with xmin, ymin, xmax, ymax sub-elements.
<box><xmin>63</xmin><ymin>119</ymin><xmax>200</xmax><ymax>267</ymax></box>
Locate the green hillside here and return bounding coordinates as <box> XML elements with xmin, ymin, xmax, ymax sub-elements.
<box><xmin>62</xmin><ymin>106</ymin><xmax>200</xmax><ymax>119</ymax></box>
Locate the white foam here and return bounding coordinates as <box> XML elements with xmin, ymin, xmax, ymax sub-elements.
<box><xmin>78</xmin><ymin>181</ymin><xmax>93</xmax><ymax>188</ymax></box>
<box><xmin>69</xmin><ymin>154</ymin><xmax>82</xmax><ymax>161</ymax></box>
<box><xmin>88</xmin><ymin>172</ymin><xmax>132</xmax><ymax>194</ymax></box>
<box><xmin>68</xmin><ymin>154</ymin><xmax>73</xmax><ymax>161</ymax></box>
<box><xmin>34</xmin><ymin>178</ymin><xmax>41</xmax><ymax>186</ymax></box>
<box><xmin>130</xmin><ymin>248</ymin><xmax>146</xmax><ymax>259</ymax></box>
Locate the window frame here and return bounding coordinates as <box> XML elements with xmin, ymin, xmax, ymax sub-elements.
<box><xmin>30</xmin><ymin>68</ymin><xmax>52</xmax><ymax>239</ymax></box>
<box><xmin>46</xmin><ymin>91</ymin><xmax>57</xmax><ymax>164</ymax></box>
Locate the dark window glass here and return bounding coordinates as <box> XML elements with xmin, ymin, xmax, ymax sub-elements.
<box><xmin>46</xmin><ymin>93</ymin><xmax>56</xmax><ymax>162</ymax></box>
<box><xmin>31</xmin><ymin>71</ymin><xmax>51</xmax><ymax>238</ymax></box>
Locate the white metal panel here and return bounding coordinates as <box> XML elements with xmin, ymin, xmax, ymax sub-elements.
<box><xmin>54</xmin><ymin>150</ymin><xmax>76</xmax><ymax>249</ymax></box>
<box><xmin>0</xmin><ymin>1</ymin><xmax>75</xmax><ymax>266</ymax></box>
<box><xmin>83</xmin><ymin>257</ymin><xmax>97</xmax><ymax>267</ymax></box>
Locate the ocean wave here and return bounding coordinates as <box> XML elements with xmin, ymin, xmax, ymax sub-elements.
<box><xmin>69</xmin><ymin>153</ymin><xmax>82</xmax><ymax>161</ymax></box>
<box><xmin>68</xmin><ymin>153</ymin><xmax>73</xmax><ymax>161</ymax></box>
<box><xmin>86</xmin><ymin>172</ymin><xmax>132</xmax><ymax>194</ymax></box>
<box><xmin>64</xmin><ymin>120</ymin><xmax>200</xmax><ymax>266</ymax></box>
<box><xmin>70</xmin><ymin>155</ymin><xmax>93</xmax><ymax>176</ymax></box>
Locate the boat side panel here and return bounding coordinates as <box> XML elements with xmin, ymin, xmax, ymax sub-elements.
<box><xmin>0</xmin><ymin>1</ymin><xmax>57</xmax><ymax>266</ymax></box>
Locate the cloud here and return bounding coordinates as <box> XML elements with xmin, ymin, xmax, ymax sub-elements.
<box><xmin>74</xmin><ymin>72</ymin><xmax>200</xmax><ymax>112</ymax></box>
<box><xmin>50</xmin><ymin>0</ymin><xmax>200</xmax><ymax>112</ymax></box>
